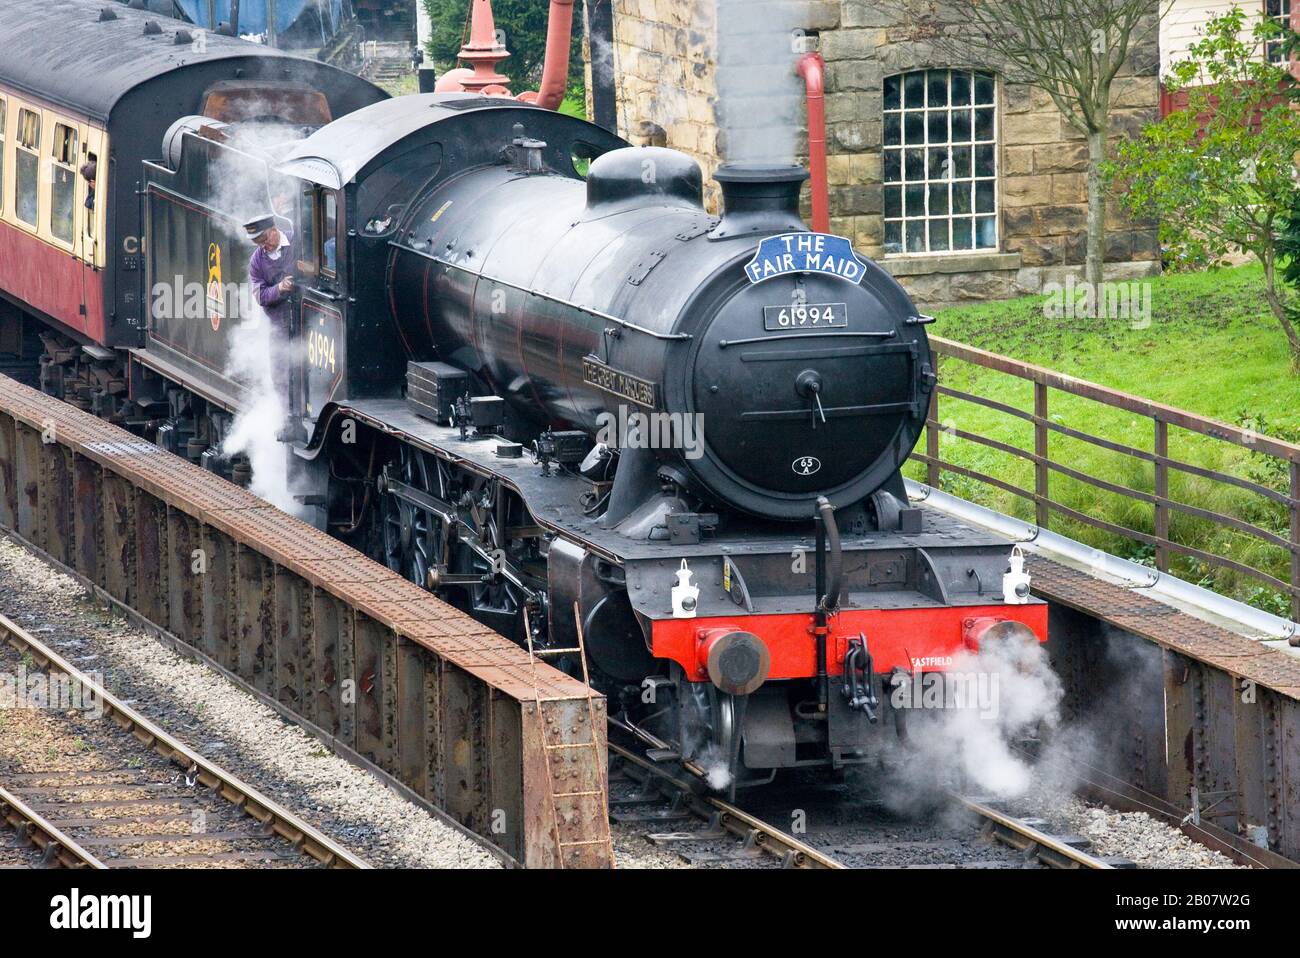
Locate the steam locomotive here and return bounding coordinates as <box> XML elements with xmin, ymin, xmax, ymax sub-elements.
<box><xmin>2</xmin><ymin>0</ymin><xmax>1047</xmax><ymax>792</ymax></box>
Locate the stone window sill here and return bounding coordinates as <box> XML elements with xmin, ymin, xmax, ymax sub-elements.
<box><xmin>881</xmin><ymin>252</ymin><xmax>1022</xmax><ymax>277</ymax></box>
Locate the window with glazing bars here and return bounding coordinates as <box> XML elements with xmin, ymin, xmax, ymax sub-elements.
<box><xmin>883</xmin><ymin>70</ymin><xmax>998</xmax><ymax>255</ymax></box>
<box><xmin>50</xmin><ymin>123</ymin><xmax>77</xmax><ymax>245</ymax></box>
<box><xmin>15</xmin><ymin>108</ymin><xmax>40</xmax><ymax>227</ymax></box>
<box><xmin>1266</xmin><ymin>0</ymin><xmax>1292</xmax><ymax>63</ymax></box>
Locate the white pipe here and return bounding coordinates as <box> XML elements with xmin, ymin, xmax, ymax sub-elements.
<box><xmin>415</xmin><ymin>0</ymin><xmax>437</xmax><ymax>91</ymax></box>
<box><xmin>905</xmin><ymin>478</ymin><xmax>1300</xmax><ymax>649</ymax></box>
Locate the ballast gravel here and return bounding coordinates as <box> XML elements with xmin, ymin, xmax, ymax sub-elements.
<box><xmin>1022</xmin><ymin>789</ymin><xmax>1242</xmax><ymax>869</ymax></box>
<box><xmin>0</xmin><ymin>535</ymin><xmax>499</xmax><ymax>869</ymax></box>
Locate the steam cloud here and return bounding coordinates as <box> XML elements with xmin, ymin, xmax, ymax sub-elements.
<box><xmin>201</xmin><ymin>113</ymin><xmax>313</xmax><ymax>518</ymax></box>
<box><xmin>715</xmin><ymin>0</ymin><xmax>810</xmax><ymax>165</ymax></box>
<box><xmin>220</xmin><ymin>313</ymin><xmax>305</xmax><ymax>516</ymax></box>
<box><xmin>881</xmin><ymin>636</ymin><xmax>1065</xmax><ymax>807</ymax></box>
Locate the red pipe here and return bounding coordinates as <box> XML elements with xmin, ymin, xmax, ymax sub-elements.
<box><xmin>797</xmin><ymin>52</ymin><xmax>830</xmax><ymax>234</ymax></box>
<box><xmin>519</xmin><ymin>0</ymin><xmax>576</xmax><ymax>110</ymax></box>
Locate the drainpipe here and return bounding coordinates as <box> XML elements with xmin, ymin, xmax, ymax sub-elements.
<box><xmin>518</xmin><ymin>0</ymin><xmax>576</xmax><ymax>109</ymax></box>
<box><xmin>797</xmin><ymin>51</ymin><xmax>829</xmax><ymax>234</ymax></box>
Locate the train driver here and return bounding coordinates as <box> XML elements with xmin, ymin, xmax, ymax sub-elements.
<box><xmin>244</xmin><ymin>213</ymin><xmax>303</xmax><ymax>441</ymax></box>
<box><xmin>243</xmin><ymin>214</ymin><xmax>296</xmax><ymax>334</ymax></box>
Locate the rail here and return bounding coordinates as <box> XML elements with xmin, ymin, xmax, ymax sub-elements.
<box><xmin>0</xmin><ymin>783</ymin><xmax>105</xmax><ymax>869</ymax></box>
<box><xmin>916</xmin><ymin>336</ymin><xmax>1300</xmax><ymax>619</ymax></box>
<box><xmin>955</xmin><ymin>795</ymin><xmax>1123</xmax><ymax>869</ymax></box>
<box><xmin>0</xmin><ymin>613</ymin><xmax>369</xmax><ymax>869</ymax></box>
<box><xmin>608</xmin><ymin>742</ymin><xmax>845</xmax><ymax>869</ymax></box>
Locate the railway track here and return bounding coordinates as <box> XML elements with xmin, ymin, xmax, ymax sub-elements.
<box><xmin>608</xmin><ymin>741</ymin><xmax>844</xmax><ymax>869</ymax></box>
<box><xmin>610</xmin><ymin>737</ymin><xmax>1128</xmax><ymax>870</ymax></box>
<box><xmin>0</xmin><ymin>613</ymin><xmax>368</xmax><ymax>869</ymax></box>
<box><xmin>0</xmin><ymin>782</ymin><xmax>104</xmax><ymax>868</ymax></box>
<box><xmin>953</xmin><ymin>795</ymin><xmax>1132</xmax><ymax>869</ymax></box>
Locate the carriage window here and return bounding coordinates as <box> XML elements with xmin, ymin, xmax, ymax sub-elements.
<box><xmin>15</xmin><ymin>108</ymin><xmax>40</xmax><ymax>227</ymax></box>
<box><xmin>83</xmin><ymin>152</ymin><xmax>97</xmax><ymax>239</ymax></box>
<box><xmin>50</xmin><ymin>123</ymin><xmax>77</xmax><ymax>245</ymax></box>
<box><xmin>0</xmin><ymin>99</ymin><xmax>6</xmax><ymax>215</ymax></box>
<box><xmin>319</xmin><ymin>190</ymin><xmax>337</xmax><ymax>278</ymax></box>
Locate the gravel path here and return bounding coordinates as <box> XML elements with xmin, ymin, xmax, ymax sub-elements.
<box><xmin>0</xmin><ymin>535</ymin><xmax>499</xmax><ymax>869</ymax></box>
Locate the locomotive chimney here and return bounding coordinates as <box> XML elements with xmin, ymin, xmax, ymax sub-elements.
<box><xmin>709</xmin><ymin>163</ymin><xmax>810</xmax><ymax>239</ymax></box>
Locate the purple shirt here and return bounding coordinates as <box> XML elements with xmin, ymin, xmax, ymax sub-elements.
<box><xmin>248</xmin><ymin>230</ymin><xmax>296</xmax><ymax>329</ymax></box>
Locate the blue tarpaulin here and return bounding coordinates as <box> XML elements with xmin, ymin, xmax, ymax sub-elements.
<box><xmin>171</xmin><ymin>0</ymin><xmax>343</xmax><ymax>37</ymax></box>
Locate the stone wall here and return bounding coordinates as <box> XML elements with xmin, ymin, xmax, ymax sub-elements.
<box><xmin>605</xmin><ymin>0</ymin><xmax>721</xmax><ymax>204</ymax></box>
<box><xmin>603</xmin><ymin>0</ymin><xmax>1164</xmax><ymax>307</ymax></box>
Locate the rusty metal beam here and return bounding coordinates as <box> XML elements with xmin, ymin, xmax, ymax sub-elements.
<box><xmin>71</xmin><ymin>454</ymin><xmax>102</xmax><ymax>587</ymax></box>
<box><xmin>200</xmin><ymin>525</ymin><xmax>234</xmax><ymax>669</ymax></box>
<box><xmin>168</xmin><ymin>507</ymin><xmax>201</xmax><ymax>646</ymax></box>
<box><xmin>0</xmin><ymin>374</ymin><xmax>611</xmax><ymax>868</ymax></box>
<box><xmin>101</xmin><ymin>470</ymin><xmax>136</xmax><ymax>608</ymax></box>
<box><xmin>274</xmin><ymin>566</ymin><xmax>308</xmax><ymax>715</ymax></box>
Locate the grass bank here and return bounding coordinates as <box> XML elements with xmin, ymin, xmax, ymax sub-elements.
<box><xmin>905</xmin><ymin>263</ymin><xmax>1300</xmax><ymax>616</ymax></box>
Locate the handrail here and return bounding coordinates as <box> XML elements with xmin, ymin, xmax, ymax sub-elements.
<box><xmin>930</xmin><ymin>336</ymin><xmax>1300</xmax><ymax>462</ymax></box>
<box><xmin>918</xmin><ymin>336</ymin><xmax>1300</xmax><ymax>620</ymax></box>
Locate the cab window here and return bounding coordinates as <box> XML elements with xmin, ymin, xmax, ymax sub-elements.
<box><xmin>319</xmin><ymin>190</ymin><xmax>338</xmax><ymax>279</ymax></box>
<box><xmin>50</xmin><ymin>123</ymin><xmax>77</xmax><ymax>245</ymax></box>
<box><xmin>15</xmin><ymin>108</ymin><xmax>40</xmax><ymax>227</ymax></box>
<box><xmin>296</xmin><ymin>186</ymin><xmax>316</xmax><ymax>275</ymax></box>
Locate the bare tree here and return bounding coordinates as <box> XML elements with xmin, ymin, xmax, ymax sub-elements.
<box><xmin>885</xmin><ymin>0</ymin><xmax>1168</xmax><ymax>290</ymax></box>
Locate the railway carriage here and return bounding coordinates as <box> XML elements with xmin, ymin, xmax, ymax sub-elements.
<box><xmin>0</xmin><ymin>0</ymin><xmax>384</xmax><ymax>404</ymax></box>
<box><xmin>0</xmin><ymin>0</ymin><xmax>1049</xmax><ymax>793</ymax></box>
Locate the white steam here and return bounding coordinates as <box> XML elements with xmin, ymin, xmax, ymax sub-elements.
<box><xmin>698</xmin><ymin>744</ymin><xmax>734</xmax><ymax>792</ymax></box>
<box><xmin>715</xmin><ymin>0</ymin><xmax>810</xmax><ymax>165</ymax></box>
<box><xmin>202</xmin><ymin>113</ymin><xmax>314</xmax><ymax>518</ymax></box>
<box><xmin>885</xmin><ymin>636</ymin><xmax>1065</xmax><ymax>804</ymax></box>
<box><xmin>220</xmin><ymin>312</ymin><xmax>306</xmax><ymax>517</ymax></box>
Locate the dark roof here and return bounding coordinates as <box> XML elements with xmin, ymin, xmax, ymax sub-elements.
<box><xmin>277</xmin><ymin>94</ymin><xmax>549</xmax><ymax>188</ymax></box>
<box><xmin>0</xmin><ymin>0</ymin><xmax>320</xmax><ymax>120</ymax></box>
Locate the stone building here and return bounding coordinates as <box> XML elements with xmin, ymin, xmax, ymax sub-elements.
<box><xmin>592</xmin><ymin>0</ymin><xmax>1164</xmax><ymax>306</ymax></box>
